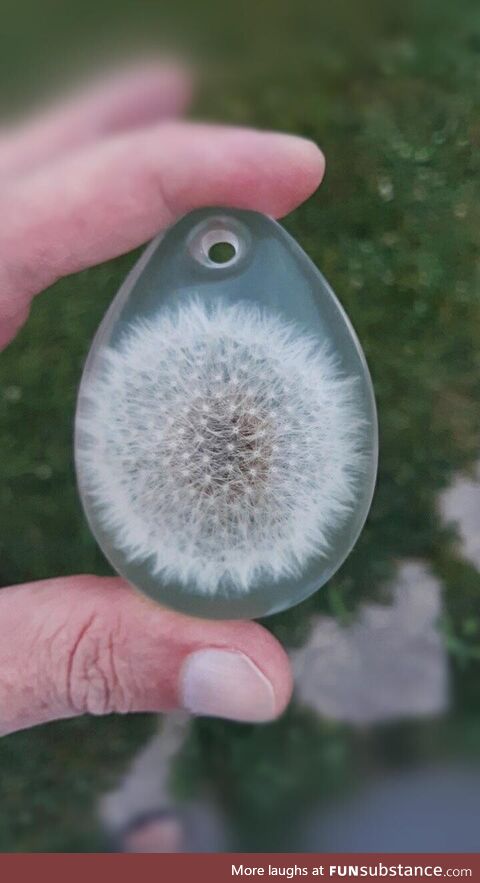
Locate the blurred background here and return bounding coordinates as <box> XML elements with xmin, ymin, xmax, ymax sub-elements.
<box><xmin>1</xmin><ymin>0</ymin><xmax>480</xmax><ymax>852</ymax></box>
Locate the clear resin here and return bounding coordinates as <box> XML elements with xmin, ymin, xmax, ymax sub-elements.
<box><xmin>75</xmin><ymin>208</ymin><xmax>378</xmax><ymax>619</ymax></box>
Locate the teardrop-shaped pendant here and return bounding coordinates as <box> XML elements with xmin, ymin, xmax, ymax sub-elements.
<box><xmin>75</xmin><ymin>208</ymin><xmax>378</xmax><ymax>619</ymax></box>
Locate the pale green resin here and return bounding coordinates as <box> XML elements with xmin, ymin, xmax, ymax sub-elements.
<box><xmin>75</xmin><ymin>208</ymin><xmax>378</xmax><ymax>619</ymax></box>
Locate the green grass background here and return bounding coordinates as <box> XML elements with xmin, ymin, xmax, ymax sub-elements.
<box><xmin>1</xmin><ymin>0</ymin><xmax>480</xmax><ymax>851</ymax></box>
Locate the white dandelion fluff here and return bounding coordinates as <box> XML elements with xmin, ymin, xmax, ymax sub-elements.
<box><xmin>76</xmin><ymin>298</ymin><xmax>365</xmax><ymax>595</ymax></box>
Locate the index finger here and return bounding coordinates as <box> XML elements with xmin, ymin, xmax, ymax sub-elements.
<box><xmin>0</xmin><ymin>123</ymin><xmax>324</xmax><ymax>347</ymax></box>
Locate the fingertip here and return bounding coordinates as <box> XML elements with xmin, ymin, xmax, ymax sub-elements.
<box><xmin>239</xmin><ymin>619</ymin><xmax>294</xmax><ymax>716</ymax></box>
<box><xmin>205</xmin><ymin>128</ymin><xmax>325</xmax><ymax>218</ymax></box>
<box><xmin>177</xmin><ymin>619</ymin><xmax>293</xmax><ymax>723</ymax></box>
<box><xmin>123</xmin><ymin>59</ymin><xmax>194</xmax><ymax>118</ymax></box>
<box><xmin>266</xmin><ymin>133</ymin><xmax>325</xmax><ymax>217</ymax></box>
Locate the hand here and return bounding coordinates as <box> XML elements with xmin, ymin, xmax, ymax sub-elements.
<box><xmin>0</xmin><ymin>62</ymin><xmax>324</xmax><ymax>736</ymax></box>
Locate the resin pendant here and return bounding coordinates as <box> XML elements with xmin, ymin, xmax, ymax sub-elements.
<box><xmin>75</xmin><ymin>208</ymin><xmax>378</xmax><ymax>619</ymax></box>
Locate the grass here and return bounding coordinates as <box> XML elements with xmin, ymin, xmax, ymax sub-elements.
<box><xmin>1</xmin><ymin>0</ymin><xmax>480</xmax><ymax>851</ymax></box>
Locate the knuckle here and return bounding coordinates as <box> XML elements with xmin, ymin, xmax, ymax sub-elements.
<box><xmin>62</xmin><ymin>613</ymin><xmax>133</xmax><ymax>716</ymax></box>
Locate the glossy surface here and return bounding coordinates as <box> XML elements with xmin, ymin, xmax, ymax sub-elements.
<box><xmin>75</xmin><ymin>208</ymin><xmax>378</xmax><ymax>619</ymax></box>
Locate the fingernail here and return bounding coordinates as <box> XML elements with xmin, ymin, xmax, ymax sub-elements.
<box><xmin>180</xmin><ymin>649</ymin><xmax>276</xmax><ymax>722</ymax></box>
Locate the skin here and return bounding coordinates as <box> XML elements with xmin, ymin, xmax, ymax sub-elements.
<box><xmin>0</xmin><ymin>62</ymin><xmax>325</xmax><ymax>737</ymax></box>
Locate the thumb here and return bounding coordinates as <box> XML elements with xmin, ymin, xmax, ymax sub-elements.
<box><xmin>0</xmin><ymin>576</ymin><xmax>292</xmax><ymax>736</ymax></box>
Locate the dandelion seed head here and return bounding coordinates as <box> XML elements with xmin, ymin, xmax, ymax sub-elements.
<box><xmin>77</xmin><ymin>298</ymin><xmax>365</xmax><ymax>595</ymax></box>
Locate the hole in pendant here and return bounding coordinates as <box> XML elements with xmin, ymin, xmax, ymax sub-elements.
<box><xmin>200</xmin><ymin>228</ymin><xmax>239</xmax><ymax>267</ymax></box>
<box><xmin>188</xmin><ymin>217</ymin><xmax>249</xmax><ymax>269</ymax></box>
<box><xmin>208</xmin><ymin>240</ymin><xmax>237</xmax><ymax>264</ymax></box>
